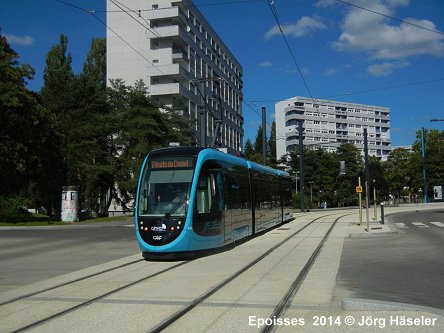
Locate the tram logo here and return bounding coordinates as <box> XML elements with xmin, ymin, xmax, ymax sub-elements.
<box><xmin>151</xmin><ymin>224</ymin><xmax>167</xmax><ymax>231</ymax></box>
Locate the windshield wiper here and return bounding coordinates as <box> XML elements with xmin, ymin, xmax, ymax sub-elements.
<box><xmin>165</xmin><ymin>196</ymin><xmax>188</xmax><ymax>219</ymax></box>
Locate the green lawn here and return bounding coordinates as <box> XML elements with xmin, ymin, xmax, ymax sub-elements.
<box><xmin>0</xmin><ymin>214</ymin><xmax>133</xmax><ymax>226</ymax></box>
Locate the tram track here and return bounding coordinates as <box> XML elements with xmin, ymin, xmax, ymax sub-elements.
<box><xmin>2</xmin><ymin>211</ymin><xmax>348</xmax><ymax>333</ymax></box>
<box><xmin>10</xmin><ymin>261</ymin><xmax>190</xmax><ymax>333</ymax></box>
<box><xmin>260</xmin><ymin>214</ymin><xmax>343</xmax><ymax>333</ymax></box>
<box><xmin>0</xmin><ymin>258</ymin><xmax>144</xmax><ymax>307</ymax></box>
<box><xmin>148</xmin><ymin>212</ymin><xmax>349</xmax><ymax>333</ymax></box>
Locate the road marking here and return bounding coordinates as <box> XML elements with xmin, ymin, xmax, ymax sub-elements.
<box><xmin>412</xmin><ymin>222</ymin><xmax>429</xmax><ymax>228</ymax></box>
<box><xmin>430</xmin><ymin>222</ymin><xmax>444</xmax><ymax>228</ymax></box>
<box><xmin>394</xmin><ymin>223</ymin><xmax>408</xmax><ymax>228</ymax></box>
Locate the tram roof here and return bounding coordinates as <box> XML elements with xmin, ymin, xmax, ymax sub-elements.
<box><xmin>147</xmin><ymin>146</ymin><xmax>290</xmax><ymax>178</ymax></box>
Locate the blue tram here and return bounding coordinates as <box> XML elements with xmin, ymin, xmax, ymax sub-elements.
<box><xmin>135</xmin><ymin>147</ymin><xmax>293</xmax><ymax>258</ymax></box>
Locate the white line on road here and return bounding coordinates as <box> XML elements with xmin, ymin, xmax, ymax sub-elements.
<box><xmin>412</xmin><ymin>222</ymin><xmax>429</xmax><ymax>227</ymax></box>
<box><xmin>430</xmin><ymin>222</ymin><xmax>444</xmax><ymax>227</ymax></box>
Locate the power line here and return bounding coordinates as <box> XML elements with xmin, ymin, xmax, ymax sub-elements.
<box><xmin>335</xmin><ymin>0</ymin><xmax>444</xmax><ymax>36</ymax></box>
<box><xmin>244</xmin><ymin>101</ymin><xmax>285</xmax><ymax>139</ymax></box>
<box><xmin>53</xmin><ymin>0</ymin><xmax>91</xmax><ymax>13</ymax></box>
<box><xmin>245</xmin><ymin>77</ymin><xmax>444</xmax><ymax>104</ymax></box>
<box><xmin>265</xmin><ymin>0</ymin><xmax>315</xmax><ymax>103</ymax></box>
<box><xmin>94</xmin><ymin>0</ymin><xmax>262</xmax><ymax>13</ymax></box>
<box><xmin>91</xmin><ymin>13</ymin><xmax>166</xmax><ymax>76</ymax></box>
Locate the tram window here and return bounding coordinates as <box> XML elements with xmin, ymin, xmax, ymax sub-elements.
<box><xmin>195</xmin><ymin>175</ymin><xmax>211</xmax><ymax>213</ymax></box>
<box><xmin>253</xmin><ymin>173</ymin><xmax>280</xmax><ymax>209</ymax></box>
<box><xmin>225</xmin><ymin>172</ymin><xmax>250</xmax><ymax>210</ymax></box>
<box><xmin>195</xmin><ymin>172</ymin><xmax>221</xmax><ymax>214</ymax></box>
<box><xmin>138</xmin><ymin>169</ymin><xmax>193</xmax><ymax>216</ymax></box>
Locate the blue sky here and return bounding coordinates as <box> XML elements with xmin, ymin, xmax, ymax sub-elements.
<box><xmin>2</xmin><ymin>0</ymin><xmax>444</xmax><ymax>147</ymax></box>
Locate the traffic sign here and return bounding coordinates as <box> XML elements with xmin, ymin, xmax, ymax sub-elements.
<box><xmin>356</xmin><ymin>186</ymin><xmax>363</xmax><ymax>193</ymax></box>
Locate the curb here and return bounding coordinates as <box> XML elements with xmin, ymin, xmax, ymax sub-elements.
<box><xmin>347</xmin><ymin>222</ymin><xmax>399</xmax><ymax>238</ymax></box>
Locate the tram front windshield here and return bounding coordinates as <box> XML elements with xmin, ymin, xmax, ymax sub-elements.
<box><xmin>138</xmin><ymin>158</ymin><xmax>194</xmax><ymax>217</ymax></box>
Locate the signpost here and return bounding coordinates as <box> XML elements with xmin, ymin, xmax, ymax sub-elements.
<box><xmin>357</xmin><ymin>179</ymin><xmax>362</xmax><ymax>226</ymax></box>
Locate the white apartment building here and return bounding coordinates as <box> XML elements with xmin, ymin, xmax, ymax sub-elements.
<box><xmin>107</xmin><ymin>0</ymin><xmax>244</xmax><ymax>153</ymax></box>
<box><xmin>275</xmin><ymin>96</ymin><xmax>391</xmax><ymax>161</ymax></box>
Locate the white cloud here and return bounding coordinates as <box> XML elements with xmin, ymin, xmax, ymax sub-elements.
<box><xmin>331</xmin><ymin>0</ymin><xmax>444</xmax><ymax>72</ymax></box>
<box><xmin>315</xmin><ymin>0</ymin><xmax>336</xmax><ymax>8</ymax></box>
<box><xmin>4</xmin><ymin>33</ymin><xmax>35</xmax><ymax>46</ymax></box>
<box><xmin>265</xmin><ymin>16</ymin><xmax>327</xmax><ymax>40</ymax></box>
<box><xmin>325</xmin><ymin>68</ymin><xmax>338</xmax><ymax>76</ymax></box>
<box><xmin>366</xmin><ymin>60</ymin><xmax>409</xmax><ymax>77</ymax></box>
<box><xmin>259</xmin><ymin>61</ymin><xmax>273</xmax><ymax>67</ymax></box>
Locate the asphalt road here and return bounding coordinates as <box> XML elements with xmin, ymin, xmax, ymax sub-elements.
<box><xmin>2</xmin><ymin>210</ymin><xmax>444</xmax><ymax>313</ymax></box>
<box><xmin>0</xmin><ymin>219</ymin><xmax>139</xmax><ymax>293</ymax></box>
<box><xmin>335</xmin><ymin>209</ymin><xmax>444</xmax><ymax>310</ymax></box>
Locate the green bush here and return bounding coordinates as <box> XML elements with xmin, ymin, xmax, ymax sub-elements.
<box><xmin>292</xmin><ymin>193</ymin><xmax>317</xmax><ymax>210</ymax></box>
<box><xmin>0</xmin><ymin>196</ymin><xmax>31</xmax><ymax>222</ymax></box>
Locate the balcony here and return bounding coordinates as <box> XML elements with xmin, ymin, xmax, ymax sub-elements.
<box><xmin>148</xmin><ymin>83</ymin><xmax>180</xmax><ymax>96</ymax></box>
<box><xmin>145</xmin><ymin>6</ymin><xmax>187</xmax><ymax>24</ymax></box>
<box><xmin>145</xmin><ymin>25</ymin><xmax>181</xmax><ymax>39</ymax></box>
<box><xmin>172</xmin><ymin>48</ymin><xmax>188</xmax><ymax>64</ymax></box>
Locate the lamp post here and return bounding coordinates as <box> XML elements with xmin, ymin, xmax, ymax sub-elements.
<box><xmin>421</xmin><ymin>127</ymin><xmax>428</xmax><ymax>203</ymax></box>
<box><xmin>276</xmin><ymin>120</ymin><xmax>305</xmax><ymax>212</ymax></box>
<box><xmin>294</xmin><ymin>171</ymin><xmax>300</xmax><ymax>194</ymax></box>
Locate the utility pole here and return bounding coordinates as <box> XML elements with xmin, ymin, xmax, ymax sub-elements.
<box><xmin>199</xmin><ymin>80</ymin><xmax>207</xmax><ymax>147</ymax></box>
<box><xmin>364</xmin><ymin>128</ymin><xmax>370</xmax><ymax>231</ymax></box>
<box><xmin>190</xmin><ymin>77</ymin><xmax>224</xmax><ymax>149</ymax></box>
<box><xmin>299</xmin><ymin>120</ymin><xmax>305</xmax><ymax>213</ymax></box>
<box><xmin>421</xmin><ymin>127</ymin><xmax>428</xmax><ymax>203</ymax></box>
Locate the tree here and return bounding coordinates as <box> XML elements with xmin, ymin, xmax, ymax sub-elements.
<box><xmin>68</xmin><ymin>38</ymin><xmax>114</xmax><ymax>214</ymax></box>
<box><xmin>40</xmin><ymin>34</ymin><xmax>76</xmax><ymax>215</ymax></box>
<box><xmin>107</xmin><ymin>79</ymin><xmax>191</xmax><ymax>210</ymax></box>
<box><xmin>410</xmin><ymin>129</ymin><xmax>444</xmax><ymax>199</ymax></box>
<box><xmin>0</xmin><ymin>34</ymin><xmax>58</xmax><ymax>217</ymax></box>
<box><xmin>384</xmin><ymin>148</ymin><xmax>412</xmax><ymax>197</ymax></box>
<box><xmin>41</xmin><ymin>34</ymin><xmax>75</xmax><ymax>114</ymax></box>
<box><xmin>253</xmin><ymin>125</ymin><xmax>264</xmax><ymax>154</ymax></box>
<box><xmin>268</xmin><ymin>121</ymin><xmax>277</xmax><ymax>167</ymax></box>
<box><xmin>163</xmin><ymin>96</ymin><xmax>195</xmax><ymax>147</ymax></box>
<box><xmin>245</xmin><ymin>125</ymin><xmax>265</xmax><ymax>163</ymax></box>
<box><xmin>289</xmin><ymin>147</ymin><xmax>337</xmax><ymax>208</ymax></box>
<box><xmin>244</xmin><ymin>139</ymin><xmax>254</xmax><ymax>159</ymax></box>
<box><xmin>336</xmin><ymin>143</ymin><xmax>363</xmax><ymax>206</ymax></box>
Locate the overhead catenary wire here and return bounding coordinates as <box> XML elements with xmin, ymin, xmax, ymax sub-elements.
<box><xmin>53</xmin><ymin>0</ymin><xmax>167</xmax><ymax>76</ymax></box>
<box><xmin>52</xmin><ymin>0</ymin><xmax>442</xmax><ymax>148</ymax></box>
<box><xmin>94</xmin><ymin>0</ymin><xmax>263</xmax><ymax>13</ymax></box>
<box><xmin>335</xmin><ymin>0</ymin><xmax>444</xmax><ymax>37</ymax></box>
<box><xmin>244</xmin><ymin>101</ymin><xmax>285</xmax><ymax>140</ymax></box>
<box><xmin>55</xmin><ymin>0</ymin><xmax>244</xmax><ymax>148</ymax></box>
<box><xmin>265</xmin><ymin>0</ymin><xmax>315</xmax><ymax>104</ymax></box>
<box><xmin>244</xmin><ymin>77</ymin><xmax>444</xmax><ymax>104</ymax></box>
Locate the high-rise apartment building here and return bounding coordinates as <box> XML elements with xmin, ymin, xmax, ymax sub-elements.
<box><xmin>107</xmin><ymin>0</ymin><xmax>244</xmax><ymax>153</ymax></box>
<box><xmin>275</xmin><ymin>97</ymin><xmax>391</xmax><ymax>161</ymax></box>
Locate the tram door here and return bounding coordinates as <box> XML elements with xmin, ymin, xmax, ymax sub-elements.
<box><xmin>220</xmin><ymin>173</ymin><xmax>233</xmax><ymax>243</ymax></box>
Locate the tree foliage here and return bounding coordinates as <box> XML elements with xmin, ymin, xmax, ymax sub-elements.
<box><xmin>0</xmin><ymin>34</ymin><xmax>59</xmax><ymax>217</ymax></box>
<box><xmin>1</xmin><ymin>34</ymin><xmax>195</xmax><ymax>220</ymax></box>
<box><xmin>2</xmin><ymin>32</ymin><xmax>444</xmax><ymax>220</ymax></box>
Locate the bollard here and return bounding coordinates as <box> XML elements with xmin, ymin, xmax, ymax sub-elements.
<box><xmin>380</xmin><ymin>203</ymin><xmax>385</xmax><ymax>225</ymax></box>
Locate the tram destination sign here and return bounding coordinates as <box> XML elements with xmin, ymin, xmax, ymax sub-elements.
<box><xmin>150</xmin><ymin>159</ymin><xmax>194</xmax><ymax>169</ymax></box>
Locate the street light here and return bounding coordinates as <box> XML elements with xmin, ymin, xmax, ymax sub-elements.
<box><xmin>308</xmin><ymin>181</ymin><xmax>314</xmax><ymax>202</ymax></box>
